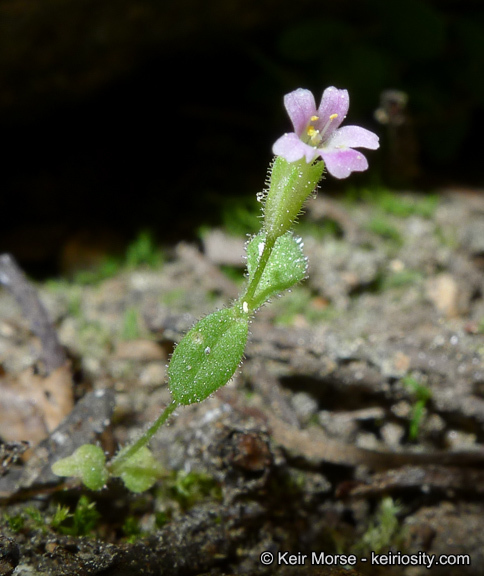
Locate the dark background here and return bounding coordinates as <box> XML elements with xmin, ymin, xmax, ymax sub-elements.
<box><xmin>1</xmin><ymin>0</ymin><xmax>483</xmax><ymax>276</ymax></box>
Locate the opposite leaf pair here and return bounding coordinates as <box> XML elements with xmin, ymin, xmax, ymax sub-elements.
<box><xmin>168</xmin><ymin>228</ymin><xmax>308</xmax><ymax>406</ymax></box>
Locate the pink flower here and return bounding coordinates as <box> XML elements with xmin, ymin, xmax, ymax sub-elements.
<box><xmin>273</xmin><ymin>87</ymin><xmax>379</xmax><ymax>179</ymax></box>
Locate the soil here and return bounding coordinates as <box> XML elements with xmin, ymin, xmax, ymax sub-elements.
<box><xmin>1</xmin><ymin>188</ymin><xmax>484</xmax><ymax>576</ymax></box>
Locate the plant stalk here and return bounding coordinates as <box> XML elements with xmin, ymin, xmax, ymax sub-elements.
<box><xmin>109</xmin><ymin>400</ymin><xmax>178</xmax><ymax>474</ymax></box>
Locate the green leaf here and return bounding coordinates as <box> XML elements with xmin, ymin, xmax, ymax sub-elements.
<box><xmin>52</xmin><ymin>444</ymin><xmax>109</xmax><ymax>491</ymax></box>
<box><xmin>111</xmin><ymin>446</ymin><xmax>163</xmax><ymax>493</ymax></box>
<box><xmin>168</xmin><ymin>306</ymin><xmax>249</xmax><ymax>405</ymax></box>
<box><xmin>246</xmin><ymin>231</ymin><xmax>307</xmax><ymax>309</ymax></box>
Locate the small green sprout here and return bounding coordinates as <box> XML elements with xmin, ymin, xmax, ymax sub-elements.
<box><xmin>345</xmin><ymin>186</ymin><xmax>439</xmax><ymax>219</ymax></box>
<box><xmin>24</xmin><ymin>506</ymin><xmax>46</xmax><ymax>530</ymax></box>
<box><xmin>122</xmin><ymin>516</ymin><xmax>143</xmax><ymax>542</ymax></box>
<box><xmin>54</xmin><ymin>496</ymin><xmax>101</xmax><ymax>536</ymax></box>
<box><xmin>221</xmin><ymin>196</ymin><xmax>261</xmax><ymax>236</ymax></box>
<box><xmin>402</xmin><ymin>375</ymin><xmax>432</xmax><ymax>441</ymax></box>
<box><xmin>366</xmin><ymin>216</ymin><xmax>403</xmax><ymax>246</ymax></box>
<box><xmin>3</xmin><ymin>500</ymin><xmax>101</xmax><ymax>538</ymax></box>
<box><xmin>166</xmin><ymin>470</ymin><xmax>221</xmax><ymax>511</ymax></box>
<box><xmin>354</xmin><ymin>497</ymin><xmax>404</xmax><ymax>555</ymax></box>
<box><xmin>51</xmin><ymin>505</ymin><xmax>72</xmax><ymax>531</ymax></box>
<box><xmin>121</xmin><ymin>307</ymin><xmax>141</xmax><ymax>340</ymax></box>
<box><xmin>74</xmin><ymin>258</ymin><xmax>121</xmax><ymax>285</ymax></box>
<box><xmin>380</xmin><ymin>269</ymin><xmax>422</xmax><ymax>291</ymax></box>
<box><xmin>125</xmin><ymin>230</ymin><xmax>163</xmax><ymax>269</ymax></box>
<box><xmin>4</xmin><ymin>512</ymin><xmax>25</xmax><ymax>533</ymax></box>
<box><xmin>272</xmin><ymin>286</ymin><xmax>337</xmax><ymax>326</ymax></box>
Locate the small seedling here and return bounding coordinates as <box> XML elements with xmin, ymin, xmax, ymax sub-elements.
<box><xmin>51</xmin><ymin>505</ymin><xmax>72</xmax><ymax>531</ymax></box>
<box><xmin>345</xmin><ymin>186</ymin><xmax>439</xmax><ymax>219</ymax></box>
<box><xmin>121</xmin><ymin>307</ymin><xmax>141</xmax><ymax>340</ymax></box>
<box><xmin>402</xmin><ymin>375</ymin><xmax>432</xmax><ymax>441</ymax></box>
<box><xmin>4</xmin><ymin>512</ymin><xmax>25</xmax><ymax>533</ymax></box>
<box><xmin>54</xmin><ymin>495</ymin><xmax>101</xmax><ymax>536</ymax></box>
<box><xmin>366</xmin><ymin>216</ymin><xmax>403</xmax><ymax>246</ymax></box>
<box><xmin>122</xmin><ymin>516</ymin><xmax>143</xmax><ymax>542</ymax></box>
<box><xmin>354</xmin><ymin>497</ymin><xmax>404</xmax><ymax>555</ymax></box>
<box><xmin>73</xmin><ymin>257</ymin><xmax>122</xmax><ymax>286</ymax></box>
<box><xmin>53</xmin><ymin>86</ymin><xmax>379</xmax><ymax>493</ymax></box>
<box><xmin>125</xmin><ymin>230</ymin><xmax>164</xmax><ymax>269</ymax></box>
<box><xmin>166</xmin><ymin>470</ymin><xmax>221</xmax><ymax>511</ymax></box>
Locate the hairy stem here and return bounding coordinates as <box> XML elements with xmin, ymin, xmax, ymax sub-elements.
<box><xmin>109</xmin><ymin>400</ymin><xmax>178</xmax><ymax>474</ymax></box>
<box><xmin>241</xmin><ymin>235</ymin><xmax>276</xmax><ymax>310</ymax></box>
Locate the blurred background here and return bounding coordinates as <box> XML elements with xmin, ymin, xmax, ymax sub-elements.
<box><xmin>0</xmin><ymin>0</ymin><xmax>483</xmax><ymax>277</ymax></box>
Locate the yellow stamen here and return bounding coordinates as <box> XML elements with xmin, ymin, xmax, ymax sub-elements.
<box><xmin>329</xmin><ymin>113</ymin><xmax>338</xmax><ymax>120</ymax></box>
<box><xmin>306</xmin><ymin>125</ymin><xmax>320</xmax><ymax>145</ymax></box>
<box><xmin>310</xmin><ymin>115</ymin><xmax>319</xmax><ymax>121</ymax></box>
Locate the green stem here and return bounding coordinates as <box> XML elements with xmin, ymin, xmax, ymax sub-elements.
<box><xmin>108</xmin><ymin>400</ymin><xmax>178</xmax><ymax>475</ymax></box>
<box><xmin>241</xmin><ymin>235</ymin><xmax>276</xmax><ymax>309</ymax></box>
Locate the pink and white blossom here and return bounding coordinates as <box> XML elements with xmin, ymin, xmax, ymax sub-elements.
<box><xmin>273</xmin><ymin>87</ymin><xmax>379</xmax><ymax>179</ymax></box>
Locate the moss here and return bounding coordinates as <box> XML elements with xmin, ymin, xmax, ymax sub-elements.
<box><xmin>66</xmin><ymin>286</ymin><xmax>84</xmax><ymax>317</ymax></box>
<box><xmin>122</xmin><ymin>516</ymin><xmax>144</xmax><ymax>543</ymax></box>
<box><xmin>24</xmin><ymin>506</ymin><xmax>47</xmax><ymax>531</ymax></box>
<box><xmin>44</xmin><ymin>282</ymin><xmax>83</xmax><ymax>317</ymax></box>
<box><xmin>219</xmin><ymin>264</ymin><xmax>245</xmax><ymax>284</ymax></box>
<box><xmin>73</xmin><ymin>257</ymin><xmax>122</xmax><ymax>285</ymax></box>
<box><xmin>345</xmin><ymin>186</ymin><xmax>440</xmax><ymax>219</ymax></box>
<box><xmin>53</xmin><ymin>495</ymin><xmax>101</xmax><ymax>537</ymax></box>
<box><xmin>353</xmin><ymin>497</ymin><xmax>406</xmax><ymax>555</ymax></box>
<box><xmin>434</xmin><ymin>223</ymin><xmax>459</xmax><ymax>249</ymax></box>
<box><xmin>221</xmin><ymin>196</ymin><xmax>261</xmax><ymax>237</ymax></box>
<box><xmin>297</xmin><ymin>218</ymin><xmax>343</xmax><ymax>240</ymax></box>
<box><xmin>161</xmin><ymin>288</ymin><xmax>189</xmax><ymax>307</ymax></box>
<box><xmin>125</xmin><ymin>229</ymin><xmax>164</xmax><ymax>269</ymax></box>
<box><xmin>121</xmin><ymin>306</ymin><xmax>141</xmax><ymax>340</ymax></box>
<box><xmin>2</xmin><ymin>505</ymin><xmax>48</xmax><ymax>535</ymax></box>
<box><xmin>158</xmin><ymin>470</ymin><xmax>222</xmax><ymax>512</ymax></box>
<box><xmin>50</xmin><ymin>505</ymin><xmax>72</xmax><ymax>531</ymax></box>
<box><xmin>265</xmin><ymin>468</ymin><xmax>308</xmax><ymax>503</ymax></box>
<box><xmin>2</xmin><ymin>497</ymin><xmax>101</xmax><ymax>538</ymax></box>
<box><xmin>365</xmin><ymin>217</ymin><xmax>403</xmax><ymax>246</ymax></box>
<box><xmin>379</xmin><ymin>269</ymin><xmax>423</xmax><ymax>291</ymax></box>
<box><xmin>46</xmin><ymin>229</ymin><xmax>163</xmax><ymax>290</ymax></box>
<box><xmin>272</xmin><ymin>286</ymin><xmax>338</xmax><ymax>326</ymax></box>
<box><xmin>3</xmin><ymin>512</ymin><xmax>25</xmax><ymax>533</ymax></box>
<box><xmin>155</xmin><ymin>511</ymin><xmax>170</xmax><ymax>528</ymax></box>
<box><xmin>78</xmin><ymin>319</ymin><xmax>112</xmax><ymax>356</ymax></box>
<box><xmin>402</xmin><ymin>375</ymin><xmax>432</xmax><ymax>441</ymax></box>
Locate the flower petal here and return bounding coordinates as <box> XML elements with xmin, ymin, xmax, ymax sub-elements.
<box><xmin>328</xmin><ymin>125</ymin><xmax>379</xmax><ymax>150</ymax></box>
<box><xmin>316</xmin><ymin>87</ymin><xmax>349</xmax><ymax>138</ymax></box>
<box><xmin>273</xmin><ymin>133</ymin><xmax>318</xmax><ymax>163</ymax></box>
<box><xmin>284</xmin><ymin>89</ymin><xmax>317</xmax><ymax>136</ymax></box>
<box><xmin>320</xmin><ymin>148</ymin><xmax>369</xmax><ymax>179</ymax></box>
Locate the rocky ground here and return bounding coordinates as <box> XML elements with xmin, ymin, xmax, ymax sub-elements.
<box><xmin>1</xmin><ymin>187</ymin><xmax>484</xmax><ymax>575</ymax></box>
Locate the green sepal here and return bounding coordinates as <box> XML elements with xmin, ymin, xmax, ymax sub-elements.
<box><xmin>111</xmin><ymin>446</ymin><xmax>163</xmax><ymax>493</ymax></box>
<box><xmin>264</xmin><ymin>156</ymin><xmax>324</xmax><ymax>241</ymax></box>
<box><xmin>52</xmin><ymin>444</ymin><xmax>109</xmax><ymax>491</ymax></box>
<box><xmin>246</xmin><ymin>231</ymin><xmax>307</xmax><ymax>309</ymax></box>
<box><xmin>168</xmin><ymin>305</ymin><xmax>249</xmax><ymax>405</ymax></box>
